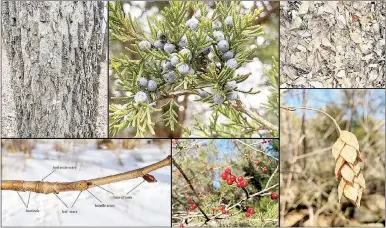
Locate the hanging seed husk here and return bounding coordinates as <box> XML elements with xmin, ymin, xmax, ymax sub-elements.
<box><xmin>332</xmin><ymin>130</ymin><xmax>365</xmax><ymax>208</ymax></box>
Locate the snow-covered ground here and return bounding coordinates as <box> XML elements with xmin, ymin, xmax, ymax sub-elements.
<box><xmin>1</xmin><ymin>140</ymin><xmax>171</xmax><ymax>226</ymax></box>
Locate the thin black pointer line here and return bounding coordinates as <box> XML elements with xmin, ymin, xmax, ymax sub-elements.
<box><xmin>71</xmin><ymin>191</ymin><xmax>82</xmax><ymax>208</ymax></box>
<box><xmin>26</xmin><ymin>191</ymin><xmax>31</xmax><ymax>208</ymax></box>
<box><xmin>16</xmin><ymin>191</ymin><xmax>27</xmax><ymax>208</ymax></box>
<box><xmin>95</xmin><ymin>184</ymin><xmax>114</xmax><ymax>195</ymax></box>
<box><xmin>87</xmin><ymin>189</ymin><xmax>102</xmax><ymax>203</ymax></box>
<box><xmin>126</xmin><ymin>180</ymin><xmax>145</xmax><ymax>195</ymax></box>
<box><xmin>54</xmin><ymin>194</ymin><xmax>68</xmax><ymax>208</ymax></box>
<box><xmin>41</xmin><ymin>170</ymin><xmax>56</xmax><ymax>181</ymax></box>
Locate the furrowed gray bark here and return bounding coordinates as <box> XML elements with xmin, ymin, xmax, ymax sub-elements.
<box><xmin>1</xmin><ymin>1</ymin><xmax>107</xmax><ymax>138</ymax></box>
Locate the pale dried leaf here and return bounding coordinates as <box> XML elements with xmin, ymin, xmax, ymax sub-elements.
<box><xmin>339</xmin><ymin>131</ymin><xmax>359</xmax><ymax>150</ymax></box>
<box><xmin>335</xmin><ymin>156</ymin><xmax>345</xmax><ymax>177</ymax></box>
<box><xmin>341</xmin><ymin>164</ymin><xmax>355</xmax><ymax>183</ymax></box>
<box><xmin>357</xmin><ymin>188</ymin><xmax>363</xmax><ymax>208</ymax></box>
<box><xmin>357</xmin><ymin>150</ymin><xmax>363</xmax><ymax>162</ymax></box>
<box><xmin>350</xmin><ymin>31</ymin><xmax>362</xmax><ymax>44</ymax></box>
<box><xmin>344</xmin><ymin>184</ymin><xmax>358</xmax><ymax>202</ymax></box>
<box><xmin>338</xmin><ymin>178</ymin><xmax>345</xmax><ymax>202</ymax></box>
<box><xmin>332</xmin><ymin>138</ymin><xmax>345</xmax><ymax>160</ymax></box>
<box><xmin>354</xmin><ymin>173</ymin><xmax>366</xmax><ymax>189</ymax></box>
<box><xmin>340</xmin><ymin>144</ymin><xmax>357</xmax><ymax>164</ymax></box>
<box><xmin>349</xmin><ymin>161</ymin><xmax>361</xmax><ymax>175</ymax></box>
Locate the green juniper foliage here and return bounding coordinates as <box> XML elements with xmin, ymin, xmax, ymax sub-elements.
<box><xmin>109</xmin><ymin>1</ymin><xmax>278</xmax><ymax>137</ymax></box>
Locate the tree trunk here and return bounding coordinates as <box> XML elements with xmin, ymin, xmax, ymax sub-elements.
<box><xmin>1</xmin><ymin>1</ymin><xmax>107</xmax><ymax>138</ymax></box>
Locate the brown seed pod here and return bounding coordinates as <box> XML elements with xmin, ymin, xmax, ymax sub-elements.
<box><xmin>332</xmin><ymin>131</ymin><xmax>365</xmax><ymax>207</ymax></box>
<box><xmin>281</xmin><ymin>106</ymin><xmax>366</xmax><ymax>208</ymax></box>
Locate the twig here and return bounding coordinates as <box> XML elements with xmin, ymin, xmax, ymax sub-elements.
<box><xmin>234</xmin><ymin>101</ymin><xmax>278</xmax><ymax>132</ymax></box>
<box><xmin>235</xmin><ymin>139</ymin><xmax>278</xmax><ymax>161</ymax></box>
<box><xmin>265</xmin><ymin>165</ymin><xmax>279</xmax><ymax>189</ymax></box>
<box><xmin>280</xmin><ymin>106</ymin><xmax>341</xmax><ymax>135</ymax></box>
<box><xmin>207</xmin><ymin>183</ymin><xmax>279</xmax><ymax>222</ymax></box>
<box><xmin>172</xmin><ymin>158</ymin><xmax>210</xmax><ymax>222</ymax></box>
<box><xmin>2</xmin><ymin>156</ymin><xmax>171</xmax><ymax>194</ymax></box>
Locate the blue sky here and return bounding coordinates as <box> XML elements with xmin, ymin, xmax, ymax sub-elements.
<box><xmin>284</xmin><ymin>89</ymin><xmax>385</xmax><ymax>120</ymax></box>
<box><xmin>197</xmin><ymin>139</ymin><xmax>278</xmax><ymax>189</ymax></box>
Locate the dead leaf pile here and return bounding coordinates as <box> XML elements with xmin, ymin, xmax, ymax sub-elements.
<box><xmin>280</xmin><ymin>1</ymin><xmax>385</xmax><ymax>88</ymax></box>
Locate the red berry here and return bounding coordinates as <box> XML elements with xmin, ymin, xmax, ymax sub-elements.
<box><xmin>189</xmin><ymin>203</ymin><xmax>197</xmax><ymax>211</ymax></box>
<box><xmin>221</xmin><ymin>172</ymin><xmax>228</xmax><ymax>180</ymax></box>
<box><xmin>219</xmin><ymin>205</ymin><xmax>225</xmax><ymax>210</ymax></box>
<box><xmin>247</xmin><ymin>208</ymin><xmax>255</xmax><ymax>214</ymax></box>
<box><xmin>227</xmin><ymin>179</ymin><xmax>234</xmax><ymax>185</ymax></box>
<box><xmin>242</xmin><ymin>180</ymin><xmax>248</xmax><ymax>187</ymax></box>
<box><xmin>224</xmin><ymin>167</ymin><xmax>231</xmax><ymax>174</ymax></box>
<box><xmin>179</xmin><ymin>224</ymin><xmax>184</xmax><ymax>227</ymax></box>
<box><xmin>237</xmin><ymin>176</ymin><xmax>244</xmax><ymax>182</ymax></box>
<box><xmin>271</xmin><ymin>193</ymin><xmax>279</xmax><ymax>200</ymax></box>
<box><xmin>222</xmin><ymin>209</ymin><xmax>227</xmax><ymax>214</ymax></box>
<box><xmin>187</xmin><ymin>196</ymin><xmax>192</xmax><ymax>203</ymax></box>
<box><xmin>229</xmin><ymin>175</ymin><xmax>236</xmax><ymax>182</ymax></box>
<box><xmin>245</xmin><ymin>212</ymin><xmax>251</xmax><ymax>217</ymax></box>
<box><xmin>262</xmin><ymin>167</ymin><xmax>268</xmax><ymax>173</ymax></box>
<box><xmin>237</xmin><ymin>181</ymin><xmax>243</xmax><ymax>188</ymax></box>
<box><xmin>256</xmin><ymin>160</ymin><xmax>261</xmax><ymax>165</ymax></box>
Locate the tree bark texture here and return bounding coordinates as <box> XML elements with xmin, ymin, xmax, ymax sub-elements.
<box><xmin>1</xmin><ymin>1</ymin><xmax>107</xmax><ymax>138</ymax></box>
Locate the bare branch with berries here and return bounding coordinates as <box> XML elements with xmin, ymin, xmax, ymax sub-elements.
<box><xmin>172</xmin><ymin>139</ymin><xmax>279</xmax><ymax>227</ymax></box>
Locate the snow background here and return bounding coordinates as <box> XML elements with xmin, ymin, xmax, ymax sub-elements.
<box><xmin>1</xmin><ymin>139</ymin><xmax>171</xmax><ymax>226</ymax></box>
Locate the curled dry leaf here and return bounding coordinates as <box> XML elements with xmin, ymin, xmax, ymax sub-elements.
<box><xmin>143</xmin><ymin>174</ymin><xmax>157</xmax><ymax>183</ymax></box>
<box><xmin>332</xmin><ymin>130</ymin><xmax>365</xmax><ymax>207</ymax></box>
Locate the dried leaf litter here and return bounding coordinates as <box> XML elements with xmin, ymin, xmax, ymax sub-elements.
<box><xmin>280</xmin><ymin>1</ymin><xmax>385</xmax><ymax>88</ymax></box>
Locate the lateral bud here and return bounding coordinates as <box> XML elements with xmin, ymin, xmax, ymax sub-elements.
<box><xmin>142</xmin><ymin>174</ymin><xmax>157</xmax><ymax>183</ymax></box>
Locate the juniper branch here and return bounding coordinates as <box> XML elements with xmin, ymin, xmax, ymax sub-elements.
<box><xmin>1</xmin><ymin>156</ymin><xmax>171</xmax><ymax>194</ymax></box>
<box><xmin>234</xmin><ymin>102</ymin><xmax>278</xmax><ymax>132</ymax></box>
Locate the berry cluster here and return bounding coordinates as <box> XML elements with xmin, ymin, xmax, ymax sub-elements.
<box><xmin>136</xmin><ymin>8</ymin><xmax>242</xmax><ymax>106</ymax></box>
<box><xmin>255</xmin><ymin>160</ymin><xmax>269</xmax><ymax>173</ymax></box>
<box><xmin>188</xmin><ymin>203</ymin><xmax>197</xmax><ymax>211</ymax></box>
<box><xmin>261</xmin><ymin>139</ymin><xmax>272</xmax><ymax>144</ymax></box>
<box><xmin>138</xmin><ymin>29</ymin><xmax>197</xmax><ymax>103</ymax></box>
<box><xmin>215</xmin><ymin>205</ymin><xmax>230</xmax><ymax>214</ymax></box>
<box><xmin>245</xmin><ymin>206</ymin><xmax>256</xmax><ymax>217</ymax></box>
<box><xmin>220</xmin><ymin>167</ymin><xmax>248</xmax><ymax>188</ymax></box>
<box><xmin>197</xmin><ymin>16</ymin><xmax>240</xmax><ymax>104</ymax></box>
